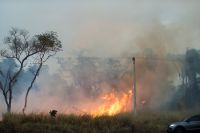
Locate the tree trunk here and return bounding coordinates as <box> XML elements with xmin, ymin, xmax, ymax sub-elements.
<box><xmin>7</xmin><ymin>103</ymin><xmax>11</xmax><ymax>113</ymax></box>
<box><xmin>7</xmin><ymin>85</ymin><xmax>12</xmax><ymax>113</ymax></box>
<box><xmin>22</xmin><ymin>63</ymin><xmax>42</xmax><ymax>114</ymax></box>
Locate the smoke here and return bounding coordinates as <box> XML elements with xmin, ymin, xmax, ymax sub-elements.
<box><xmin>1</xmin><ymin>1</ymin><xmax>200</xmax><ymax>115</ymax></box>
<box><xmin>10</xmin><ymin>57</ymin><xmax>133</xmax><ymax>114</ymax></box>
<box><xmin>0</xmin><ymin>22</ymin><xmax>197</xmax><ymax>115</ymax></box>
<box><xmin>0</xmin><ymin>26</ymin><xmax>198</xmax><ymax>115</ymax></box>
<box><xmin>0</xmin><ymin>58</ymin><xmax>40</xmax><ymax>117</ymax></box>
<box><xmin>3</xmin><ymin>52</ymin><xmax>178</xmax><ymax>115</ymax></box>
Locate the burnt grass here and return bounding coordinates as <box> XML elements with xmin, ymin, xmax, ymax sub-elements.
<box><xmin>0</xmin><ymin>111</ymin><xmax>193</xmax><ymax>133</ymax></box>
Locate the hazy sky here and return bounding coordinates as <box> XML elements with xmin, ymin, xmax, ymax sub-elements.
<box><xmin>1</xmin><ymin>0</ymin><xmax>200</xmax><ymax>114</ymax></box>
<box><xmin>1</xmin><ymin>0</ymin><xmax>200</xmax><ymax>59</ymax></box>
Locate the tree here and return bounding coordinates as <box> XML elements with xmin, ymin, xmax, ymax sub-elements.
<box><xmin>0</xmin><ymin>28</ymin><xmax>62</xmax><ymax>113</ymax></box>
<box><xmin>184</xmin><ymin>49</ymin><xmax>200</xmax><ymax>107</ymax></box>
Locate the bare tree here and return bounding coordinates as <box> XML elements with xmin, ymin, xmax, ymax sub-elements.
<box><xmin>0</xmin><ymin>28</ymin><xmax>62</xmax><ymax>113</ymax></box>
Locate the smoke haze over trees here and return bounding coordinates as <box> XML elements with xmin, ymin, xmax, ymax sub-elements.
<box><xmin>0</xmin><ymin>28</ymin><xmax>62</xmax><ymax>113</ymax></box>
<box><xmin>1</xmin><ymin>1</ymin><xmax>200</xmax><ymax>116</ymax></box>
<box><xmin>171</xmin><ymin>49</ymin><xmax>200</xmax><ymax>110</ymax></box>
<box><xmin>1</xmin><ymin>46</ymin><xmax>200</xmax><ymax>114</ymax></box>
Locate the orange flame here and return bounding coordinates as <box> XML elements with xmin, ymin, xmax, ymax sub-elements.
<box><xmin>91</xmin><ymin>89</ymin><xmax>133</xmax><ymax>116</ymax></box>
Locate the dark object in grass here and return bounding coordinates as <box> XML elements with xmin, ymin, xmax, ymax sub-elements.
<box><xmin>49</xmin><ymin>110</ymin><xmax>57</xmax><ymax>117</ymax></box>
<box><xmin>131</xmin><ymin>124</ymin><xmax>135</xmax><ymax>133</ymax></box>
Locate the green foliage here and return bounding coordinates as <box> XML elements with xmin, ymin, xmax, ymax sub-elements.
<box><xmin>0</xmin><ymin>112</ymin><xmax>195</xmax><ymax>133</ymax></box>
<box><xmin>34</xmin><ymin>31</ymin><xmax>62</xmax><ymax>53</ymax></box>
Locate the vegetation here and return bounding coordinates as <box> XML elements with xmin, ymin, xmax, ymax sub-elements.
<box><xmin>0</xmin><ymin>28</ymin><xmax>62</xmax><ymax>113</ymax></box>
<box><xmin>0</xmin><ymin>111</ymin><xmax>196</xmax><ymax>133</ymax></box>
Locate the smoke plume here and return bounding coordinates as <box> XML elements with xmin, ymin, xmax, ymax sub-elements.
<box><xmin>1</xmin><ymin>1</ymin><xmax>200</xmax><ymax>116</ymax></box>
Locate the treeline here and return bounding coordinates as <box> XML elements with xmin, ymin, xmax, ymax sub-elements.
<box><xmin>170</xmin><ymin>49</ymin><xmax>200</xmax><ymax>110</ymax></box>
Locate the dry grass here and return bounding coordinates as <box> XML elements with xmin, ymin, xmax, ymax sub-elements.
<box><xmin>0</xmin><ymin>111</ymin><xmax>196</xmax><ymax>133</ymax></box>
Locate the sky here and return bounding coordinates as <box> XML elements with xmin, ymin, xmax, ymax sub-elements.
<box><xmin>1</xmin><ymin>0</ymin><xmax>200</xmax><ymax>71</ymax></box>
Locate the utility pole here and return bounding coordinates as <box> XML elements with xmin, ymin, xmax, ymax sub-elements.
<box><xmin>132</xmin><ymin>57</ymin><xmax>137</xmax><ymax>114</ymax></box>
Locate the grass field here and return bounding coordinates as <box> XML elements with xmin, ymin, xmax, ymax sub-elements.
<box><xmin>0</xmin><ymin>111</ymin><xmax>196</xmax><ymax>133</ymax></box>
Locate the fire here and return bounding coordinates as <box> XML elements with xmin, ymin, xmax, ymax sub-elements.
<box><xmin>91</xmin><ymin>89</ymin><xmax>133</xmax><ymax>116</ymax></box>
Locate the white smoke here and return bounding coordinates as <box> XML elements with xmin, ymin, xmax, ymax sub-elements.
<box><xmin>1</xmin><ymin>0</ymin><xmax>200</xmax><ymax>115</ymax></box>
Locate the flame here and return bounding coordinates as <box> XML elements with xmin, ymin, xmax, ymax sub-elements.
<box><xmin>91</xmin><ymin>89</ymin><xmax>133</xmax><ymax>116</ymax></box>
